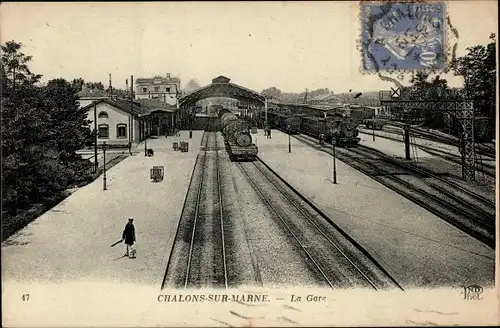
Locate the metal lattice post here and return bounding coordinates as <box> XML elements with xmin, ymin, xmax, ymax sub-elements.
<box><xmin>456</xmin><ymin>101</ymin><xmax>475</xmax><ymax>181</ymax></box>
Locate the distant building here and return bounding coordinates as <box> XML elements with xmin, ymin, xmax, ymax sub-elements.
<box><xmin>309</xmin><ymin>93</ymin><xmax>343</xmax><ymax>106</ymax></box>
<box><xmin>135</xmin><ymin>73</ymin><xmax>181</xmax><ymax>106</ymax></box>
<box><xmin>76</xmin><ymin>86</ymin><xmax>111</xmax><ymax>108</ymax></box>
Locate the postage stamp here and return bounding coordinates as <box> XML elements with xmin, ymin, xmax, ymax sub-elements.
<box><xmin>361</xmin><ymin>1</ymin><xmax>446</xmax><ymax>73</ymax></box>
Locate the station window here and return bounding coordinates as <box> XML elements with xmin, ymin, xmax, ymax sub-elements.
<box><xmin>117</xmin><ymin>124</ymin><xmax>127</xmax><ymax>138</ymax></box>
<box><xmin>166</xmin><ymin>86</ymin><xmax>171</xmax><ymax>92</ymax></box>
<box><xmin>98</xmin><ymin>124</ymin><xmax>109</xmax><ymax>138</ymax></box>
<box><xmin>142</xmin><ymin>87</ymin><xmax>147</xmax><ymax>93</ymax></box>
<box><xmin>98</xmin><ymin>111</ymin><xmax>109</xmax><ymax>118</ymax></box>
<box><xmin>154</xmin><ymin>86</ymin><xmax>159</xmax><ymax>92</ymax></box>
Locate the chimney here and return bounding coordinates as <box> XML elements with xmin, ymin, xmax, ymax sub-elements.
<box><xmin>109</xmin><ymin>73</ymin><xmax>112</xmax><ymax>95</ymax></box>
<box><xmin>130</xmin><ymin>75</ymin><xmax>134</xmax><ymax>99</ymax></box>
<box><xmin>166</xmin><ymin>73</ymin><xmax>170</xmax><ymax>79</ymax></box>
<box><xmin>126</xmin><ymin>79</ymin><xmax>129</xmax><ymax>93</ymax></box>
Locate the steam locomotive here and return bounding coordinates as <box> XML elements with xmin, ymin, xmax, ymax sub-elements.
<box><xmin>266</xmin><ymin>110</ymin><xmax>361</xmax><ymax>146</ymax></box>
<box><xmin>219</xmin><ymin>109</ymin><xmax>258</xmax><ymax>161</ymax></box>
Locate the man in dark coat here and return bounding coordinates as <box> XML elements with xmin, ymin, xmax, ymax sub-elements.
<box><xmin>122</xmin><ymin>217</ymin><xmax>136</xmax><ymax>258</ymax></box>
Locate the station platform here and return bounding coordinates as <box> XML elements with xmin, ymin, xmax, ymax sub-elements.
<box><xmin>357</xmin><ymin>129</ymin><xmax>496</xmax><ymax>201</ymax></box>
<box><xmin>1</xmin><ymin>130</ymin><xmax>204</xmax><ymax>286</ymax></box>
<box><xmin>257</xmin><ymin>129</ymin><xmax>494</xmax><ymax>288</ymax></box>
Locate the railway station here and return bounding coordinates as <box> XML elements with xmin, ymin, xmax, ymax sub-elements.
<box><xmin>2</xmin><ymin>74</ymin><xmax>495</xmax><ymax>292</ymax></box>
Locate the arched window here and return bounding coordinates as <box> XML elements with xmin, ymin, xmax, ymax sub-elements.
<box><xmin>98</xmin><ymin>124</ymin><xmax>109</xmax><ymax>138</ymax></box>
<box><xmin>116</xmin><ymin>124</ymin><xmax>127</xmax><ymax>138</ymax></box>
<box><xmin>98</xmin><ymin>111</ymin><xmax>109</xmax><ymax>118</ymax></box>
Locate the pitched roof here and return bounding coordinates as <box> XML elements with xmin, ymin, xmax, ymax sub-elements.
<box><xmin>311</xmin><ymin>94</ymin><xmax>343</xmax><ymax>102</ymax></box>
<box><xmin>81</xmin><ymin>97</ymin><xmax>145</xmax><ymax>116</ymax></box>
<box><xmin>77</xmin><ymin>88</ymin><xmax>111</xmax><ymax>99</ymax></box>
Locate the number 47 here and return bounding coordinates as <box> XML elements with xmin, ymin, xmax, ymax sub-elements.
<box><xmin>22</xmin><ymin>294</ymin><xmax>30</xmax><ymax>301</ymax></box>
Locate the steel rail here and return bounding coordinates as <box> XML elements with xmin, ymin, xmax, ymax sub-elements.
<box><xmin>215</xmin><ymin>133</ymin><xmax>229</xmax><ymax>289</ymax></box>
<box><xmin>238</xmin><ymin>163</ymin><xmax>335</xmax><ymax>289</ymax></box>
<box><xmin>251</xmin><ymin>161</ymin><xmax>379</xmax><ymax>290</ymax></box>
<box><xmin>184</xmin><ymin>133</ymin><xmax>209</xmax><ymax>288</ymax></box>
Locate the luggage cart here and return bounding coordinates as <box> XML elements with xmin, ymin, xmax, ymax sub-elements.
<box><xmin>150</xmin><ymin>166</ymin><xmax>164</xmax><ymax>182</ymax></box>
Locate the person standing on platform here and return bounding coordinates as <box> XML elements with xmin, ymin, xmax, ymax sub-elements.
<box><xmin>268</xmin><ymin>128</ymin><xmax>272</xmax><ymax>139</ymax></box>
<box><xmin>122</xmin><ymin>217</ymin><xmax>136</xmax><ymax>258</ymax></box>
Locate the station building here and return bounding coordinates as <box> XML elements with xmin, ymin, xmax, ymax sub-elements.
<box><xmin>134</xmin><ymin>74</ymin><xmax>181</xmax><ymax>106</ymax></box>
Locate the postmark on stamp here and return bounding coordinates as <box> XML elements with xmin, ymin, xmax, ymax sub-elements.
<box><xmin>361</xmin><ymin>1</ymin><xmax>446</xmax><ymax>73</ymax></box>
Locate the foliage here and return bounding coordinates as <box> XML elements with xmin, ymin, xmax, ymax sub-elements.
<box><xmin>183</xmin><ymin>79</ymin><xmax>201</xmax><ymax>93</ymax></box>
<box><xmin>1</xmin><ymin>41</ymin><xmax>92</xmax><ymax>235</ymax></box>
<box><xmin>261</xmin><ymin>86</ymin><xmax>282</xmax><ymax>98</ymax></box>
<box><xmin>451</xmin><ymin>33</ymin><xmax>496</xmax><ymax>120</ymax></box>
<box><xmin>86</xmin><ymin>81</ymin><xmax>105</xmax><ymax>90</ymax></box>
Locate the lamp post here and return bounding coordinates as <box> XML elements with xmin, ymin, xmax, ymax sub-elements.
<box><xmin>372</xmin><ymin>119</ymin><xmax>376</xmax><ymax>141</ymax></box>
<box><xmin>288</xmin><ymin>125</ymin><xmax>291</xmax><ymax>153</ymax></box>
<box><xmin>102</xmin><ymin>142</ymin><xmax>108</xmax><ymax>190</ymax></box>
<box><xmin>265</xmin><ymin>97</ymin><xmax>268</xmax><ymax>130</ymax></box>
<box><xmin>332</xmin><ymin>136</ymin><xmax>337</xmax><ymax>184</ymax></box>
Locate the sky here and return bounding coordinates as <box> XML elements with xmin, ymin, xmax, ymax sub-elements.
<box><xmin>1</xmin><ymin>1</ymin><xmax>497</xmax><ymax>93</ymax></box>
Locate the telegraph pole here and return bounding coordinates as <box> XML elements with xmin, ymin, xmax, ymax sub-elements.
<box><xmin>102</xmin><ymin>142</ymin><xmax>107</xmax><ymax>190</ymax></box>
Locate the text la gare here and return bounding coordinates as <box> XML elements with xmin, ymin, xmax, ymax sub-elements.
<box><xmin>291</xmin><ymin>294</ymin><xmax>327</xmax><ymax>302</ymax></box>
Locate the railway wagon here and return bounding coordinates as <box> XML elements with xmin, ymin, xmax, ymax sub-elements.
<box><xmin>267</xmin><ymin>111</ymin><xmax>301</xmax><ymax>134</ymax></box>
<box><xmin>363</xmin><ymin>118</ymin><xmax>386</xmax><ymax>130</ymax></box>
<box><xmin>219</xmin><ymin>109</ymin><xmax>258</xmax><ymax>161</ymax></box>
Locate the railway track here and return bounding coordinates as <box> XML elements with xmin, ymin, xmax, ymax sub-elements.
<box><xmin>238</xmin><ymin>159</ymin><xmax>403</xmax><ymax>290</ymax></box>
<box><xmin>356</xmin><ymin>145</ymin><xmax>496</xmax><ymax>210</ymax></box>
<box><xmin>358</xmin><ymin>129</ymin><xmax>496</xmax><ymax>178</ymax></box>
<box><xmin>380</xmin><ymin>124</ymin><xmax>496</xmax><ymax>159</ymax></box>
<box><xmin>294</xmin><ymin>133</ymin><xmax>496</xmax><ymax>249</ymax></box>
<box><xmin>162</xmin><ymin>132</ymin><xmax>229</xmax><ymax>289</ymax></box>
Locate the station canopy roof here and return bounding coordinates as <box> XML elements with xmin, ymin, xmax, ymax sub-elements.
<box><xmin>179</xmin><ymin>76</ymin><xmax>265</xmax><ymax>107</ymax></box>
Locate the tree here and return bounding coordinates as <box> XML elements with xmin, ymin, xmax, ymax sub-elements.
<box><xmin>405</xmin><ymin>72</ymin><xmax>450</xmax><ymax>126</ymax></box>
<box><xmin>71</xmin><ymin>78</ymin><xmax>85</xmax><ymax>91</ymax></box>
<box><xmin>2</xmin><ymin>41</ymin><xmax>52</xmax><ymax>212</ymax></box>
<box><xmin>1</xmin><ymin>41</ymin><xmax>92</xmax><ymax>228</ymax></box>
<box><xmin>184</xmin><ymin>79</ymin><xmax>201</xmax><ymax>93</ymax></box>
<box><xmin>85</xmin><ymin>81</ymin><xmax>105</xmax><ymax>90</ymax></box>
<box><xmin>451</xmin><ymin>34</ymin><xmax>496</xmax><ymax>125</ymax></box>
<box><xmin>1</xmin><ymin>41</ymin><xmax>42</xmax><ymax>90</ymax></box>
<box><xmin>261</xmin><ymin>87</ymin><xmax>282</xmax><ymax>99</ymax></box>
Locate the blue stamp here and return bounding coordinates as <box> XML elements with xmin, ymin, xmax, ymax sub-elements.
<box><xmin>361</xmin><ymin>1</ymin><xmax>446</xmax><ymax>72</ymax></box>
